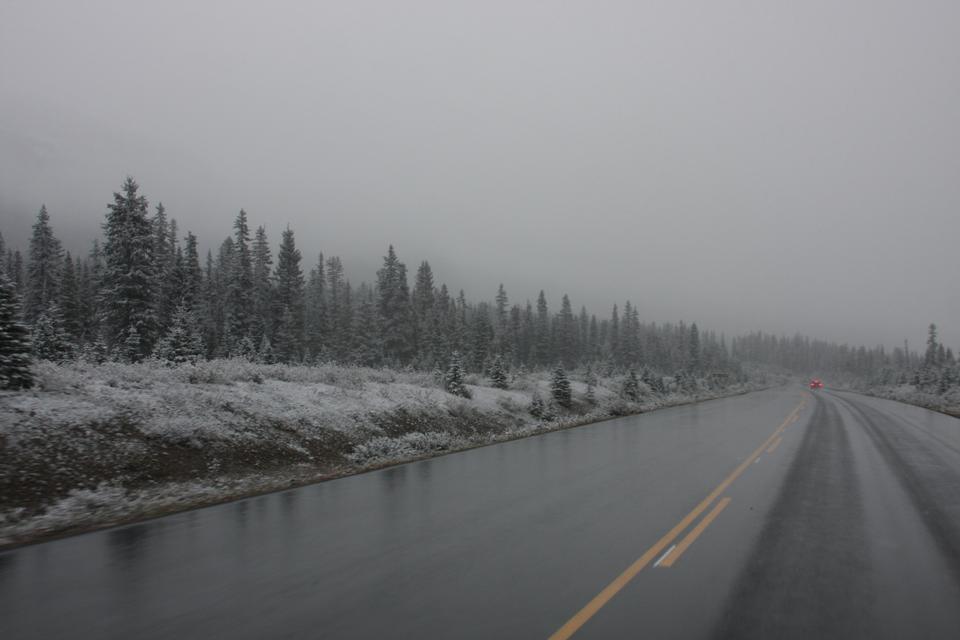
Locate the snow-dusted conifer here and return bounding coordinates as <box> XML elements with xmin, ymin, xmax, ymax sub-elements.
<box><xmin>0</xmin><ymin>275</ymin><xmax>33</xmax><ymax>389</ymax></box>
<box><xmin>377</xmin><ymin>245</ymin><xmax>415</xmax><ymax>365</ymax></box>
<box><xmin>25</xmin><ymin>205</ymin><xmax>63</xmax><ymax>323</ymax></box>
<box><xmin>529</xmin><ymin>392</ymin><xmax>545</xmax><ymax>418</ymax></box>
<box><xmin>257</xmin><ymin>334</ymin><xmax>275</xmax><ymax>364</ymax></box>
<box><xmin>444</xmin><ymin>351</ymin><xmax>471</xmax><ymax>398</ymax></box>
<box><xmin>31</xmin><ymin>304</ymin><xmax>71</xmax><ymax>361</ymax></box>
<box><xmin>101</xmin><ymin>178</ymin><xmax>157</xmax><ymax>359</ymax></box>
<box><xmin>225</xmin><ymin>209</ymin><xmax>254</xmax><ymax>343</ymax></box>
<box><xmin>351</xmin><ymin>285</ymin><xmax>380</xmax><ymax>367</ymax></box>
<box><xmin>153</xmin><ymin>303</ymin><xmax>205</xmax><ymax>365</ymax></box>
<box><xmin>585</xmin><ymin>365</ymin><xmax>597</xmax><ymax>404</ymax></box>
<box><xmin>273</xmin><ymin>227</ymin><xmax>304</xmax><ymax>361</ymax></box>
<box><xmin>622</xmin><ymin>368</ymin><xmax>640</xmax><ymax>401</ymax></box>
<box><xmin>490</xmin><ymin>354</ymin><xmax>509</xmax><ymax>389</ymax></box>
<box><xmin>79</xmin><ymin>331</ymin><xmax>109</xmax><ymax>364</ymax></box>
<box><xmin>60</xmin><ymin>252</ymin><xmax>82</xmax><ymax>342</ymax></box>
<box><xmin>305</xmin><ymin>254</ymin><xmax>326</xmax><ymax>360</ymax></box>
<box><xmin>551</xmin><ymin>365</ymin><xmax>572</xmax><ymax>407</ymax></box>
<box><xmin>182</xmin><ymin>231</ymin><xmax>203</xmax><ymax>311</ymax></box>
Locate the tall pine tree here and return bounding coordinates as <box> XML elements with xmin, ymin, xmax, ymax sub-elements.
<box><xmin>24</xmin><ymin>205</ymin><xmax>63</xmax><ymax>322</ymax></box>
<box><xmin>101</xmin><ymin>177</ymin><xmax>157</xmax><ymax>360</ymax></box>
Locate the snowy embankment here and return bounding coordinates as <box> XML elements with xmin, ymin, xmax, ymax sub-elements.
<box><xmin>0</xmin><ymin>360</ymin><xmax>768</xmax><ymax>546</ymax></box>
<box><xmin>857</xmin><ymin>384</ymin><xmax>960</xmax><ymax>418</ymax></box>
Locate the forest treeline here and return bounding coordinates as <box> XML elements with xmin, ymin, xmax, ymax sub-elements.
<box><xmin>0</xmin><ymin>177</ymin><xmax>955</xmax><ymax>394</ymax></box>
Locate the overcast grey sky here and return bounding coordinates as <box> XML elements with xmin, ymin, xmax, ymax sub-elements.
<box><xmin>1</xmin><ymin>0</ymin><xmax>958</xmax><ymax>350</ymax></box>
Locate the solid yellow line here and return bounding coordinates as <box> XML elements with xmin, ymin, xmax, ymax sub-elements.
<box><xmin>766</xmin><ymin>436</ymin><xmax>783</xmax><ymax>454</ymax></box>
<box><xmin>547</xmin><ymin>400</ymin><xmax>803</xmax><ymax>640</ymax></box>
<box><xmin>660</xmin><ymin>497</ymin><xmax>732</xmax><ymax>568</ymax></box>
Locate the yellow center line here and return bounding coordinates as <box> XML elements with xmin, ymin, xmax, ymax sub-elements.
<box><xmin>766</xmin><ymin>436</ymin><xmax>783</xmax><ymax>454</ymax></box>
<box><xmin>659</xmin><ymin>497</ymin><xmax>732</xmax><ymax>568</ymax></box>
<box><xmin>547</xmin><ymin>399</ymin><xmax>804</xmax><ymax>640</ymax></box>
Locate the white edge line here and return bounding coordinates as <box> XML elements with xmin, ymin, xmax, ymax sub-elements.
<box><xmin>654</xmin><ymin>544</ymin><xmax>677</xmax><ymax>568</ymax></box>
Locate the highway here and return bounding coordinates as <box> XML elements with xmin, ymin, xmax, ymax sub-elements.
<box><xmin>2</xmin><ymin>387</ymin><xmax>960</xmax><ymax>638</ymax></box>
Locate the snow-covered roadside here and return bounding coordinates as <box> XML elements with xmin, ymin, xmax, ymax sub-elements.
<box><xmin>854</xmin><ymin>383</ymin><xmax>960</xmax><ymax>418</ymax></box>
<box><xmin>0</xmin><ymin>360</ymin><xmax>772</xmax><ymax>547</ymax></box>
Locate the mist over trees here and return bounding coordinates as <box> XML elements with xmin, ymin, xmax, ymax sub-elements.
<box><xmin>1</xmin><ymin>177</ymin><xmax>957</xmax><ymax>398</ymax></box>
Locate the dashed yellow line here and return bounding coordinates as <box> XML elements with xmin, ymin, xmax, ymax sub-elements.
<box><xmin>548</xmin><ymin>399</ymin><xmax>804</xmax><ymax>640</ymax></box>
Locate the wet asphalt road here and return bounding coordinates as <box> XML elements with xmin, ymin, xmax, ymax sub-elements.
<box><xmin>2</xmin><ymin>387</ymin><xmax>960</xmax><ymax>639</ymax></box>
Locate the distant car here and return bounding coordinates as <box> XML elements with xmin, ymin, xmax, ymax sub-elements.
<box><xmin>809</xmin><ymin>378</ymin><xmax>824</xmax><ymax>390</ymax></box>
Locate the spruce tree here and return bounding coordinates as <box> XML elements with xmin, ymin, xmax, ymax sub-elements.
<box><xmin>377</xmin><ymin>245</ymin><xmax>414</xmax><ymax>365</ymax></box>
<box><xmin>444</xmin><ymin>352</ymin><xmax>471</xmax><ymax>398</ymax></box>
<box><xmin>689</xmin><ymin>322</ymin><xmax>702</xmax><ymax>372</ymax></box>
<box><xmin>101</xmin><ymin>177</ymin><xmax>157</xmax><ymax>360</ymax></box>
<box><xmin>152</xmin><ymin>203</ymin><xmax>177</xmax><ymax>333</ymax></box>
<box><xmin>558</xmin><ymin>294</ymin><xmax>577</xmax><ymax>366</ymax></box>
<box><xmin>490</xmin><ymin>354</ymin><xmax>509</xmax><ymax>389</ymax></box>
<box><xmin>412</xmin><ymin>261</ymin><xmax>436</xmax><ymax>365</ymax></box>
<box><xmin>533</xmin><ymin>290</ymin><xmax>550</xmax><ymax>366</ymax></box>
<box><xmin>225</xmin><ymin>209</ymin><xmax>254</xmax><ymax>345</ymax></box>
<box><xmin>0</xmin><ymin>275</ymin><xmax>33</xmax><ymax>389</ymax></box>
<box><xmin>181</xmin><ymin>232</ymin><xmax>203</xmax><ymax>311</ymax></box>
<box><xmin>351</xmin><ymin>285</ymin><xmax>381</xmax><ymax>366</ymax></box>
<box><xmin>529</xmin><ymin>392</ymin><xmax>545</xmax><ymax>418</ymax></box>
<box><xmin>622</xmin><ymin>368</ymin><xmax>640</xmax><ymax>401</ymax></box>
<box><xmin>273</xmin><ymin>227</ymin><xmax>304</xmax><ymax>361</ymax></box>
<box><xmin>153</xmin><ymin>303</ymin><xmax>205</xmax><ymax>365</ymax></box>
<box><xmin>31</xmin><ymin>304</ymin><xmax>71</xmax><ymax>361</ymax></box>
<box><xmin>585</xmin><ymin>365</ymin><xmax>598</xmax><ymax>404</ymax></box>
<box><xmin>24</xmin><ymin>205</ymin><xmax>63</xmax><ymax>322</ymax></box>
<box><xmin>60</xmin><ymin>252</ymin><xmax>82</xmax><ymax>342</ymax></box>
<box><xmin>251</xmin><ymin>226</ymin><xmax>273</xmax><ymax>341</ymax></box>
<box><xmin>325</xmin><ymin>256</ymin><xmax>350</xmax><ymax>360</ymax></box>
<box><xmin>551</xmin><ymin>365</ymin><xmax>572</xmax><ymax>408</ymax></box>
<box><xmin>304</xmin><ymin>254</ymin><xmax>326</xmax><ymax>360</ymax></box>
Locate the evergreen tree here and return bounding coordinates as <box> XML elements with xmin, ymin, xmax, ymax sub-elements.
<box><xmin>152</xmin><ymin>203</ymin><xmax>178</xmax><ymax>333</ymax></box>
<box><xmin>924</xmin><ymin>323</ymin><xmax>939</xmax><ymax>367</ymax></box>
<box><xmin>494</xmin><ymin>283</ymin><xmax>510</xmax><ymax>355</ymax></box>
<box><xmin>9</xmin><ymin>250</ymin><xmax>24</xmax><ymax>297</ymax></box>
<box><xmin>471</xmin><ymin>302</ymin><xmax>494</xmax><ymax>372</ymax></box>
<box><xmin>101</xmin><ymin>177</ymin><xmax>157</xmax><ymax>360</ymax></box>
<box><xmin>551</xmin><ymin>365</ymin><xmax>572</xmax><ymax>408</ymax></box>
<box><xmin>60</xmin><ymin>252</ymin><xmax>82</xmax><ymax>342</ymax></box>
<box><xmin>622</xmin><ymin>368</ymin><xmax>640</xmax><ymax>401</ymax></box>
<box><xmin>251</xmin><ymin>226</ymin><xmax>273</xmax><ymax>341</ymax></box>
<box><xmin>325</xmin><ymin>255</ymin><xmax>350</xmax><ymax>360</ymax></box>
<box><xmin>557</xmin><ymin>294</ymin><xmax>577</xmax><ymax>366</ymax></box>
<box><xmin>352</xmin><ymin>284</ymin><xmax>381</xmax><ymax>366</ymax></box>
<box><xmin>443</xmin><ymin>351</ymin><xmax>471</xmax><ymax>398</ymax></box>
<box><xmin>24</xmin><ymin>205</ymin><xmax>63</xmax><ymax>322</ymax></box>
<box><xmin>377</xmin><ymin>246</ymin><xmax>415</xmax><ymax>365</ymax></box>
<box><xmin>412</xmin><ymin>261</ymin><xmax>436</xmax><ymax>365</ymax></box>
<box><xmin>225</xmin><ymin>209</ymin><xmax>254</xmax><ymax>345</ymax></box>
<box><xmin>0</xmin><ymin>275</ymin><xmax>33</xmax><ymax>389</ymax></box>
<box><xmin>533</xmin><ymin>290</ymin><xmax>550</xmax><ymax>365</ymax></box>
<box><xmin>257</xmin><ymin>334</ymin><xmax>276</xmax><ymax>364</ymax></box>
<box><xmin>585</xmin><ymin>365</ymin><xmax>598</xmax><ymax>404</ymax></box>
<box><xmin>274</xmin><ymin>306</ymin><xmax>300</xmax><ymax>363</ymax></box>
<box><xmin>490</xmin><ymin>354</ymin><xmax>509</xmax><ymax>389</ymax></box>
<box><xmin>153</xmin><ymin>303</ymin><xmax>205</xmax><ymax>364</ymax></box>
<box><xmin>688</xmin><ymin>322</ymin><xmax>702</xmax><ymax>372</ymax></box>
<box><xmin>273</xmin><ymin>227</ymin><xmax>304</xmax><ymax>362</ymax></box>
<box><xmin>79</xmin><ymin>331</ymin><xmax>109</xmax><ymax>364</ymax></box>
<box><xmin>305</xmin><ymin>254</ymin><xmax>327</xmax><ymax>361</ymax></box>
<box><xmin>529</xmin><ymin>392</ymin><xmax>545</xmax><ymax>418</ymax></box>
<box><xmin>527</xmin><ymin>391</ymin><xmax>547</xmax><ymax>418</ymax></box>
